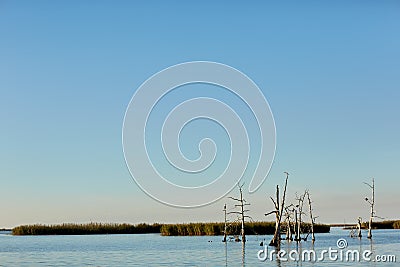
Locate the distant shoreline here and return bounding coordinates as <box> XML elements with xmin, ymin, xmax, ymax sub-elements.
<box><xmin>331</xmin><ymin>220</ymin><xmax>400</xmax><ymax>230</ymax></box>
<box><xmin>9</xmin><ymin>220</ymin><xmax>400</xmax><ymax>236</ymax></box>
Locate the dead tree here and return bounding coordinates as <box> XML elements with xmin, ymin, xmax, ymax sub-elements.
<box><xmin>294</xmin><ymin>206</ymin><xmax>299</xmax><ymax>241</ymax></box>
<box><xmin>364</xmin><ymin>178</ymin><xmax>375</xmax><ymax>239</ymax></box>
<box><xmin>357</xmin><ymin>217</ymin><xmax>362</xmax><ymax>238</ymax></box>
<box><xmin>305</xmin><ymin>190</ymin><xmax>316</xmax><ymax>242</ymax></box>
<box><xmin>222</xmin><ymin>204</ymin><xmax>227</xmax><ymax>242</ymax></box>
<box><xmin>294</xmin><ymin>192</ymin><xmax>305</xmax><ymax>241</ymax></box>
<box><xmin>265</xmin><ymin>172</ymin><xmax>289</xmax><ymax>247</ymax></box>
<box><xmin>283</xmin><ymin>205</ymin><xmax>294</xmax><ymax>241</ymax></box>
<box><xmin>228</xmin><ymin>184</ymin><xmax>250</xmax><ymax>243</ymax></box>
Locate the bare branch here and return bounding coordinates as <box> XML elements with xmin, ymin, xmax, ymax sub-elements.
<box><xmin>279</xmin><ymin>172</ymin><xmax>289</xmax><ymax>222</ymax></box>
<box><xmin>227</xmin><ymin>211</ymin><xmax>242</xmax><ymax>215</ymax></box>
<box><xmin>363</xmin><ymin>182</ymin><xmax>373</xmax><ymax>188</ymax></box>
<box><xmin>265</xmin><ymin>210</ymin><xmax>277</xmax><ymax>216</ymax></box>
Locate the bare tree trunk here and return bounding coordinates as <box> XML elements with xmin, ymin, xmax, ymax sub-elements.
<box><xmin>295</xmin><ymin>193</ymin><xmax>305</xmax><ymax>241</ymax></box>
<box><xmin>286</xmin><ymin>216</ymin><xmax>292</xmax><ymax>241</ymax></box>
<box><xmin>368</xmin><ymin>178</ymin><xmax>374</xmax><ymax>239</ymax></box>
<box><xmin>280</xmin><ymin>172</ymin><xmax>289</xmax><ymax>223</ymax></box>
<box><xmin>368</xmin><ymin>217</ymin><xmax>372</xmax><ymax>239</ymax></box>
<box><xmin>298</xmin><ymin>203</ymin><xmax>302</xmax><ymax>241</ymax></box>
<box><xmin>228</xmin><ymin>184</ymin><xmax>250</xmax><ymax>243</ymax></box>
<box><xmin>294</xmin><ymin>209</ymin><xmax>299</xmax><ymax>241</ymax></box>
<box><xmin>269</xmin><ymin>185</ymin><xmax>280</xmax><ymax>247</ymax></box>
<box><xmin>297</xmin><ymin>208</ymin><xmax>301</xmax><ymax>241</ymax></box>
<box><xmin>269</xmin><ymin>172</ymin><xmax>289</xmax><ymax>247</ymax></box>
<box><xmin>306</xmin><ymin>191</ymin><xmax>315</xmax><ymax>242</ymax></box>
<box><xmin>283</xmin><ymin>206</ymin><xmax>293</xmax><ymax>241</ymax></box>
<box><xmin>364</xmin><ymin>178</ymin><xmax>375</xmax><ymax>239</ymax></box>
<box><xmin>240</xmin><ymin>188</ymin><xmax>246</xmax><ymax>243</ymax></box>
<box><xmin>223</xmin><ymin>204</ymin><xmax>227</xmax><ymax>242</ymax></box>
<box><xmin>357</xmin><ymin>217</ymin><xmax>362</xmax><ymax>238</ymax></box>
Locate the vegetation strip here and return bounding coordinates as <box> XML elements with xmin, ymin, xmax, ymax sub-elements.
<box><xmin>12</xmin><ymin>220</ymin><xmax>399</xmax><ymax>236</ymax></box>
<box><xmin>12</xmin><ymin>222</ymin><xmax>331</xmax><ymax>236</ymax></box>
<box><xmin>12</xmin><ymin>223</ymin><xmax>161</xmax><ymax>236</ymax></box>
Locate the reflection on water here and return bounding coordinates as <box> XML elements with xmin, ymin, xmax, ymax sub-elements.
<box><xmin>241</xmin><ymin>242</ymin><xmax>246</xmax><ymax>267</ymax></box>
<box><xmin>274</xmin><ymin>246</ymin><xmax>282</xmax><ymax>267</ymax></box>
<box><xmin>224</xmin><ymin>242</ymin><xmax>246</xmax><ymax>267</ymax></box>
<box><xmin>224</xmin><ymin>242</ymin><xmax>227</xmax><ymax>267</ymax></box>
<box><xmin>0</xmin><ymin>228</ymin><xmax>398</xmax><ymax>266</ymax></box>
<box><xmin>263</xmin><ymin>230</ymin><xmax>390</xmax><ymax>267</ymax></box>
<box><xmin>241</xmin><ymin>242</ymin><xmax>244</xmax><ymax>266</ymax></box>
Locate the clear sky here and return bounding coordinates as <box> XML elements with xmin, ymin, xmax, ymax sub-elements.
<box><xmin>1</xmin><ymin>1</ymin><xmax>399</xmax><ymax>228</ymax></box>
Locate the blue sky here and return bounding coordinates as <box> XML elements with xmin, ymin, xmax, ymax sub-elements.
<box><xmin>1</xmin><ymin>1</ymin><xmax>399</xmax><ymax>228</ymax></box>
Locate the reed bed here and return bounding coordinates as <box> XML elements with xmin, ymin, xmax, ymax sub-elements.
<box><xmin>361</xmin><ymin>220</ymin><xmax>400</xmax><ymax>229</ymax></box>
<box><xmin>12</xmin><ymin>223</ymin><xmax>161</xmax><ymax>235</ymax></box>
<box><xmin>160</xmin><ymin>222</ymin><xmax>330</xmax><ymax>236</ymax></box>
<box><xmin>12</xmin><ymin>221</ymin><xmax>331</xmax><ymax>236</ymax></box>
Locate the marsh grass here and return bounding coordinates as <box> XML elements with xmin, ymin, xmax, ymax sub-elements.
<box><xmin>360</xmin><ymin>220</ymin><xmax>400</xmax><ymax>229</ymax></box>
<box><xmin>393</xmin><ymin>221</ymin><xmax>400</xmax><ymax>229</ymax></box>
<box><xmin>160</xmin><ymin>222</ymin><xmax>330</xmax><ymax>236</ymax></box>
<box><xmin>12</xmin><ymin>223</ymin><xmax>161</xmax><ymax>235</ymax></box>
<box><xmin>12</xmin><ymin>221</ymin><xmax>330</xmax><ymax>236</ymax></box>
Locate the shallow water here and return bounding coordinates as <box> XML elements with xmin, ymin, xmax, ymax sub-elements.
<box><xmin>0</xmin><ymin>228</ymin><xmax>398</xmax><ymax>266</ymax></box>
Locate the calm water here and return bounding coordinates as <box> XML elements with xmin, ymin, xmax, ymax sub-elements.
<box><xmin>0</xmin><ymin>228</ymin><xmax>398</xmax><ymax>266</ymax></box>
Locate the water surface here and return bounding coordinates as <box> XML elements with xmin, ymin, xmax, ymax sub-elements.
<box><xmin>0</xmin><ymin>228</ymin><xmax>398</xmax><ymax>266</ymax></box>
